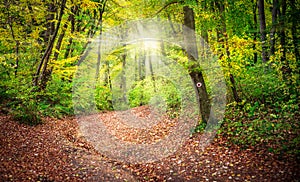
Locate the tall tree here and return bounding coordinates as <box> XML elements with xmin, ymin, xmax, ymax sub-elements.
<box><xmin>95</xmin><ymin>0</ymin><xmax>107</xmax><ymax>79</ymax></box>
<box><xmin>4</xmin><ymin>0</ymin><xmax>20</xmax><ymax>76</ymax></box>
<box><xmin>64</xmin><ymin>4</ymin><xmax>78</xmax><ymax>59</ymax></box>
<box><xmin>258</xmin><ymin>0</ymin><xmax>268</xmax><ymax>63</ymax></box>
<box><xmin>215</xmin><ymin>1</ymin><xmax>241</xmax><ymax>103</ymax></box>
<box><xmin>279</xmin><ymin>0</ymin><xmax>287</xmax><ymax>63</ymax></box>
<box><xmin>253</xmin><ymin>0</ymin><xmax>258</xmax><ymax>64</ymax></box>
<box><xmin>41</xmin><ymin>1</ymin><xmax>56</xmax><ymax>44</ymax></box>
<box><xmin>289</xmin><ymin>0</ymin><xmax>300</xmax><ymax>63</ymax></box>
<box><xmin>270</xmin><ymin>0</ymin><xmax>279</xmax><ymax>57</ymax></box>
<box><xmin>183</xmin><ymin>5</ymin><xmax>210</xmax><ymax>123</ymax></box>
<box><xmin>33</xmin><ymin>0</ymin><xmax>67</xmax><ymax>88</ymax></box>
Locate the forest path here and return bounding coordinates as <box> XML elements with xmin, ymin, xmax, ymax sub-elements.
<box><xmin>0</xmin><ymin>107</ymin><xmax>299</xmax><ymax>181</ymax></box>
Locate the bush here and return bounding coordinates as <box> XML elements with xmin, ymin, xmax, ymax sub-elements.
<box><xmin>95</xmin><ymin>85</ymin><xmax>113</xmax><ymax>111</ymax></box>
<box><xmin>128</xmin><ymin>76</ymin><xmax>181</xmax><ymax>112</ymax></box>
<box><xmin>219</xmin><ymin>103</ymin><xmax>300</xmax><ymax>155</ymax></box>
<box><xmin>12</xmin><ymin>98</ymin><xmax>42</xmax><ymax>126</ymax></box>
<box><xmin>44</xmin><ymin>75</ymin><xmax>73</xmax><ymax>117</ymax></box>
<box><xmin>0</xmin><ymin>73</ymin><xmax>74</xmax><ymax>125</ymax></box>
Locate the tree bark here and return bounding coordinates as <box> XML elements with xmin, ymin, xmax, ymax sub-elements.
<box><xmin>64</xmin><ymin>5</ymin><xmax>77</xmax><ymax>59</ymax></box>
<box><xmin>4</xmin><ymin>1</ymin><xmax>20</xmax><ymax>77</ymax></box>
<box><xmin>215</xmin><ymin>1</ymin><xmax>241</xmax><ymax>103</ymax></box>
<box><xmin>33</xmin><ymin>0</ymin><xmax>67</xmax><ymax>88</ymax></box>
<box><xmin>7</xmin><ymin>17</ymin><xmax>19</xmax><ymax>76</ymax></box>
<box><xmin>253</xmin><ymin>0</ymin><xmax>258</xmax><ymax>64</ymax></box>
<box><xmin>94</xmin><ymin>0</ymin><xmax>107</xmax><ymax>79</ymax></box>
<box><xmin>279</xmin><ymin>0</ymin><xmax>288</xmax><ymax>70</ymax></box>
<box><xmin>258</xmin><ymin>0</ymin><xmax>268</xmax><ymax>63</ymax></box>
<box><xmin>290</xmin><ymin>0</ymin><xmax>300</xmax><ymax>64</ymax></box>
<box><xmin>200</xmin><ymin>1</ymin><xmax>209</xmax><ymax>59</ymax></box>
<box><xmin>53</xmin><ymin>17</ymin><xmax>70</xmax><ymax>61</ymax></box>
<box><xmin>270</xmin><ymin>0</ymin><xmax>278</xmax><ymax>56</ymax></box>
<box><xmin>121</xmin><ymin>52</ymin><xmax>127</xmax><ymax>103</ymax></box>
<box><xmin>183</xmin><ymin>6</ymin><xmax>210</xmax><ymax>124</ymax></box>
<box><xmin>95</xmin><ymin>17</ymin><xmax>103</xmax><ymax>79</ymax></box>
<box><xmin>103</xmin><ymin>62</ymin><xmax>113</xmax><ymax>109</ymax></box>
<box><xmin>42</xmin><ymin>1</ymin><xmax>56</xmax><ymax>44</ymax></box>
<box><xmin>147</xmin><ymin>50</ymin><xmax>156</xmax><ymax>92</ymax></box>
<box><xmin>138</xmin><ymin>49</ymin><xmax>146</xmax><ymax>106</ymax></box>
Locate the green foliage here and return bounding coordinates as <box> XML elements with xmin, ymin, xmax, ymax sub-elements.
<box><xmin>191</xmin><ymin>121</ymin><xmax>207</xmax><ymax>134</ymax></box>
<box><xmin>128</xmin><ymin>76</ymin><xmax>181</xmax><ymax>112</ymax></box>
<box><xmin>12</xmin><ymin>97</ymin><xmax>42</xmax><ymax>126</ymax></box>
<box><xmin>93</xmin><ymin>75</ymin><xmax>182</xmax><ymax>115</ymax></box>
<box><xmin>0</xmin><ymin>72</ymin><xmax>74</xmax><ymax>125</ymax></box>
<box><xmin>43</xmin><ymin>75</ymin><xmax>74</xmax><ymax>117</ymax></box>
<box><xmin>0</xmin><ymin>76</ymin><xmax>41</xmax><ymax>125</ymax></box>
<box><xmin>128</xmin><ymin>79</ymin><xmax>151</xmax><ymax>107</ymax></box>
<box><xmin>220</xmin><ymin>101</ymin><xmax>300</xmax><ymax>155</ymax></box>
<box><xmin>95</xmin><ymin>85</ymin><xmax>113</xmax><ymax>110</ymax></box>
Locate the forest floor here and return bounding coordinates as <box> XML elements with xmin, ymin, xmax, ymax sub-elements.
<box><xmin>0</xmin><ymin>106</ymin><xmax>299</xmax><ymax>182</ymax></box>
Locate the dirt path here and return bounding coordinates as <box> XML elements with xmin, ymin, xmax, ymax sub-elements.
<box><xmin>0</xmin><ymin>108</ymin><xmax>299</xmax><ymax>181</ymax></box>
<box><xmin>0</xmin><ymin>115</ymin><xmax>136</xmax><ymax>181</ymax></box>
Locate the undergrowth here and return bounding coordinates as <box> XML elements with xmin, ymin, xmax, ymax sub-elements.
<box><xmin>219</xmin><ymin>99</ymin><xmax>299</xmax><ymax>157</ymax></box>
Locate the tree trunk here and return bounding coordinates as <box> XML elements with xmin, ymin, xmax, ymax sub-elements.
<box><xmin>94</xmin><ymin>0</ymin><xmax>107</xmax><ymax>79</ymax></box>
<box><xmin>183</xmin><ymin>6</ymin><xmax>210</xmax><ymax>124</ymax></box>
<box><xmin>253</xmin><ymin>0</ymin><xmax>258</xmax><ymax>64</ymax></box>
<box><xmin>33</xmin><ymin>0</ymin><xmax>67</xmax><ymax>88</ymax></box>
<box><xmin>5</xmin><ymin>1</ymin><xmax>20</xmax><ymax>77</ymax></box>
<box><xmin>104</xmin><ymin>62</ymin><xmax>113</xmax><ymax>109</ymax></box>
<box><xmin>8</xmin><ymin>19</ymin><xmax>19</xmax><ymax>77</ymax></box>
<box><xmin>64</xmin><ymin>5</ymin><xmax>77</xmax><ymax>59</ymax></box>
<box><xmin>290</xmin><ymin>0</ymin><xmax>300</xmax><ymax>64</ymax></box>
<box><xmin>88</xmin><ymin>9</ymin><xmax>98</xmax><ymax>38</ymax></box>
<box><xmin>167</xmin><ymin>14</ymin><xmax>178</xmax><ymax>36</ymax></box>
<box><xmin>147</xmin><ymin>50</ymin><xmax>156</xmax><ymax>92</ymax></box>
<box><xmin>95</xmin><ymin>16</ymin><xmax>103</xmax><ymax>79</ymax></box>
<box><xmin>258</xmin><ymin>0</ymin><xmax>268</xmax><ymax>63</ymax></box>
<box><xmin>121</xmin><ymin>52</ymin><xmax>127</xmax><ymax>103</ymax></box>
<box><xmin>53</xmin><ymin>16</ymin><xmax>70</xmax><ymax>60</ymax></box>
<box><xmin>42</xmin><ymin>1</ymin><xmax>56</xmax><ymax>44</ymax></box>
<box><xmin>215</xmin><ymin>1</ymin><xmax>241</xmax><ymax>103</ymax></box>
<box><xmin>120</xmin><ymin>28</ymin><xmax>128</xmax><ymax>103</ymax></box>
<box><xmin>280</xmin><ymin>0</ymin><xmax>287</xmax><ymax>61</ymax></box>
<box><xmin>200</xmin><ymin>1</ymin><xmax>209</xmax><ymax>60</ymax></box>
<box><xmin>138</xmin><ymin>49</ymin><xmax>146</xmax><ymax>106</ymax></box>
<box><xmin>270</xmin><ymin>0</ymin><xmax>278</xmax><ymax>56</ymax></box>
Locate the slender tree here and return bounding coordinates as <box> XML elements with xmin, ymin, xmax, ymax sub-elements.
<box><xmin>138</xmin><ymin>48</ymin><xmax>146</xmax><ymax>106</ymax></box>
<box><xmin>270</xmin><ymin>0</ymin><xmax>279</xmax><ymax>57</ymax></box>
<box><xmin>215</xmin><ymin>1</ymin><xmax>241</xmax><ymax>103</ymax></box>
<box><xmin>279</xmin><ymin>0</ymin><xmax>287</xmax><ymax>62</ymax></box>
<box><xmin>41</xmin><ymin>1</ymin><xmax>56</xmax><ymax>44</ymax></box>
<box><xmin>4</xmin><ymin>0</ymin><xmax>20</xmax><ymax>76</ymax></box>
<box><xmin>258</xmin><ymin>0</ymin><xmax>268</xmax><ymax>63</ymax></box>
<box><xmin>253</xmin><ymin>0</ymin><xmax>258</xmax><ymax>64</ymax></box>
<box><xmin>183</xmin><ymin>5</ymin><xmax>210</xmax><ymax>123</ymax></box>
<box><xmin>33</xmin><ymin>0</ymin><xmax>67</xmax><ymax>88</ymax></box>
<box><xmin>95</xmin><ymin>0</ymin><xmax>107</xmax><ymax>79</ymax></box>
<box><xmin>64</xmin><ymin>4</ymin><xmax>78</xmax><ymax>59</ymax></box>
<box><xmin>289</xmin><ymin>0</ymin><xmax>300</xmax><ymax>63</ymax></box>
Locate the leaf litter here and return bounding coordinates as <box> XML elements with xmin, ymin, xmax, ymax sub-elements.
<box><xmin>0</xmin><ymin>106</ymin><xmax>299</xmax><ymax>181</ymax></box>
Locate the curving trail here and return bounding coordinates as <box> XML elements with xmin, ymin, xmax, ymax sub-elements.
<box><xmin>0</xmin><ymin>107</ymin><xmax>299</xmax><ymax>181</ymax></box>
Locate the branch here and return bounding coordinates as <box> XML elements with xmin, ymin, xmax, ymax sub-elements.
<box><xmin>110</xmin><ymin>0</ymin><xmax>125</xmax><ymax>8</ymax></box>
<box><xmin>155</xmin><ymin>0</ymin><xmax>184</xmax><ymax>16</ymax></box>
